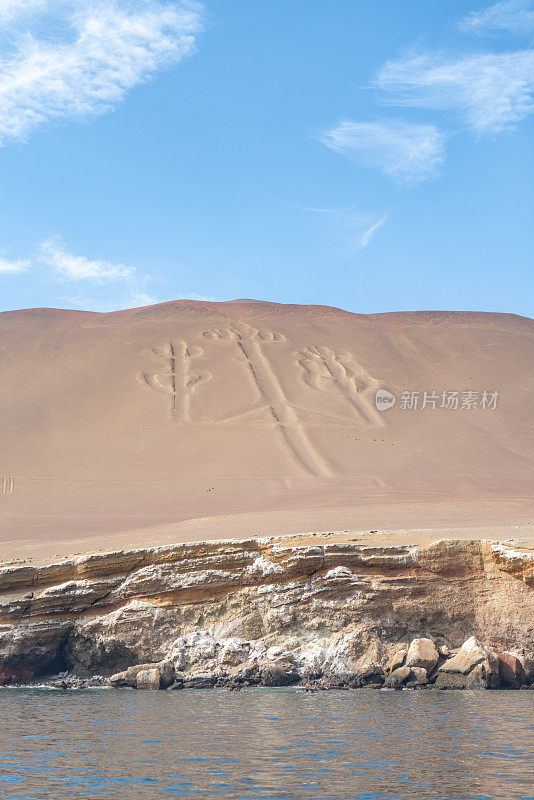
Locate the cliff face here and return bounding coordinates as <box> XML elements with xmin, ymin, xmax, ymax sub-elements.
<box><xmin>0</xmin><ymin>536</ymin><xmax>532</xmax><ymax>687</ymax></box>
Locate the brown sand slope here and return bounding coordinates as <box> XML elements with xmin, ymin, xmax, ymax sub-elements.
<box><xmin>0</xmin><ymin>301</ymin><xmax>533</xmax><ymax>554</ymax></box>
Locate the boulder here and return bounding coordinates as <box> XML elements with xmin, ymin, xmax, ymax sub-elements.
<box><xmin>384</xmin><ymin>666</ymin><xmax>411</xmax><ymax>688</ymax></box>
<box><xmin>125</xmin><ymin>663</ymin><xmax>147</xmax><ymax>685</ymax></box>
<box><xmin>183</xmin><ymin>673</ymin><xmax>217</xmax><ymax>689</ymax></box>
<box><xmin>50</xmin><ymin>680</ymin><xmax>68</xmax><ymax>690</ymax></box>
<box><xmin>438</xmin><ymin>637</ymin><xmax>498</xmax><ymax>676</ymax></box>
<box><xmin>434</xmin><ymin>672</ymin><xmax>467</xmax><ymax>689</ymax></box>
<box><xmin>319</xmin><ymin>674</ymin><xmax>349</xmax><ymax>689</ymax></box>
<box><xmin>227</xmin><ymin>662</ymin><xmax>261</xmax><ymax>685</ymax></box>
<box><xmin>465</xmin><ymin>663</ymin><xmax>498</xmax><ymax>690</ymax></box>
<box><xmin>435</xmin><ymin>637</ymin><xmax>500</xmax><ymax>689</ymax></box>
<box><xmin>405</xmin><ymin>639</ymin><xmax>439</xmax><ymax>673</ymax></box>
<box><xmin>524</xmin><ymin>655</ymin><xmax>534</xmax><ymax>681</ymax></box>
<box><xmin>406</xmin><ymin>666</ymin><xmax>428</xmax><ymax>686</ymax></box>
<box><xmin>125</xmin><ymin>660</ymin><xmax>174</xmax><ymax>689</ymax></box>
<box><xmin>497</xmin><ymin>652</ymin><xmax>525</xmax><ymax>687</ymax></box>
<box><xmin>354</xmin><ymin>663</ymin><xmax>384</xmax><ymax>687</ymax></box>
<box><xmin>167</xmin><ymin>671</ymin><xmax>185</xmax><ymax>690</ymax></box>
<box><xmin>386</xmin><ymin>649</ymin><xmax>407</xmax><ymax>673</ymax></box>
<box><xmin>260</xmin><ymin>661</ymin><xmax>298</xmax><ymax>686</ymax></box>
<box><xmin>436</xmin><ymin>662</ymin><xmax>500</xmax><ymax>690</ymax></box>
<box><xmin>514</xmin><ymin>652</ymin><xmax>534</xmax><ymax>683</ymax></box>
<box><xmin>136</xmin><ymin>668</ymin><xmax>160</xmax><ymax>690</ymax></box>
<box><xmin>157</xmin><ymin>661</ymin><xmax>175</xmax><ymax>689</ymax></box>
<box><xmin>109</xmin><ymin>670</ymin><xmax>128</xmax><ymax>687</ymax></box>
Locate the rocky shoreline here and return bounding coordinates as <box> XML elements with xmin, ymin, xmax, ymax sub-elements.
<box><xmin>8</xmin><ymin>634</ymin><xmax>533</xmax><ymax>692</ymax></box>
<box><xmin>0</xmin><ymin>535</ymin><xmax>532</xmax><ymax>691</ymax></box>
<box><xmin>112</xmin><ymin>633</ymin><xmax>534</xmax><ymax>691</ymax></box>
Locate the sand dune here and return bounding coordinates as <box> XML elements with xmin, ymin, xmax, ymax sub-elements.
<box><xmin>0</xmin><ymin>300</ymin><xmax>532</xmax><ymax>553</ymax></box>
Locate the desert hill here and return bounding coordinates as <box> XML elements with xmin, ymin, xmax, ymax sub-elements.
<box><xmin>0</xmin><ymin>300</ymin><xmax>532</xmax><ymax>555</ymax></box>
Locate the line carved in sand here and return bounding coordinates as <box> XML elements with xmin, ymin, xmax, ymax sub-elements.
<box><xmin>1</xmin><ymin>477</ymin><xmax>14</xmax><ymax>495</ymax></box>
<box><xmin>202</xmin><ymin>322</ymin><xmax>334</xmax><ymax>477</ymax></box>
<box><xmin>298</xmin><ymin>345</ymin><xmax>385</xmax><ymax>428</ymax></box>
<box><xmin>140</xmin><ymin>326</ymin><xmax>385</xmax><ymax>476</ymax></box>
<box><xmin>140</xmin><ymin>342</ymin><xmax>208</xmax><ymax>421</ymax></box>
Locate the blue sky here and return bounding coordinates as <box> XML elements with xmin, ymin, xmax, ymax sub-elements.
<box><xmin>0</xmin><ymin>0</ymin><xmax>532</xmax><ymax>315</ymax></box>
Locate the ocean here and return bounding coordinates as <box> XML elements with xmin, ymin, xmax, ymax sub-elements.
<box><xmin>0</xmin><ymin>688</ymin><xmax>532</xmax><ymax>799</ymax></box>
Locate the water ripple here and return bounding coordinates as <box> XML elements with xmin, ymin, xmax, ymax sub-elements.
<box><xmin>0</xmin><ymin>688</ymin><xmax>532</xmax><ymax>799</ymax></box>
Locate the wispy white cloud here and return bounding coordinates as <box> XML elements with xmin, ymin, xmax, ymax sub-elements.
<box><xmin>298</xmin><ymin>202</ymin><xmax>359</xmax><ymax>215</ymax></box>
<box><xmin>129</xmin><ymin>291</ymin><xmax>163</xmax><ymax>307</ymax></box>
<box><xmin>40</xmin><ymin>236</ymin><xmax>134</xmax><ymax>281</ymax></box>
<box><xmin>373</xmin><ymin>49</ymin><xmax>534</xmax><ymax>135</ymax></box>
<box><xmin>61</xmin><ymin>290</ymin><xmax>164</xmax><ymax>312</ymax></box>
<box><xmin>319</xmin><ymin>120</ymin><xmax>446</xmax><ymax>184</ymax></box>
<box><xmin>40</xmin><ymin>236</ymin><xmax>164</xmax><ymax>309</ymax></box>
<box><xmin>360</xmin><ymin>215</ymin><xmax>387</xmax><ymax>248</ymax></box>
<box><xmin>61</xmin><ymin>289</ymin><xmax>217</xmax><ymax>312</ymax></box>
<box><xmin>38</xmin><ymin>238</ymin><xmax>220</xmax><ymax>309</ymax></box>
<box><xmin>3</xmin><ymin>236</ymin><xmax>210</xmax><ymax>310</ymax></box>
<box><xmin>0</xmin><ymin>0</ymin><xmax>45</xmax><ymax>20</ymax></box>
<box><xmin>0</xmin><ymin>255</ymin><xmax>29</xmax><ymax>273</ymax></box>
<box><xmin>300</xmin><ymin>204</ymin><xmax>388</xmax><ymax>253</ymax></box>
<box><xmin>0</xmin><ymin>0</ymin><xmax>204</xmax><ymax>145</ymax></box>
<box><xmin>181</xmin><ymin>292</ymin><xmax>217</xmax><ymax>301</ymax></box>
<box><xmin>458</xmin><ymin>0</ymin><xmax>534</xmax><ymax>34</ymax></box>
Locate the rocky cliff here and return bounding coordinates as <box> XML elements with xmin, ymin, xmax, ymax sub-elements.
<box><xmin>0</xmin><ymin>535</ymin><xmax>532</xmax><ymax>689</ymax></box>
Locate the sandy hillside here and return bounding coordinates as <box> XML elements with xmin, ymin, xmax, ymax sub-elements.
<box><xmin>0</xmin><ymin>300</ymin><xmax>533</xmax><ymax>556</ymax></box>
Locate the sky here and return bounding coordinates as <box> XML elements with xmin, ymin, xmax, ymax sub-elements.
<box><xmin>0</xmin><ymin>0</ymin><xmax>532</xmax><ymax>316</ymax></box>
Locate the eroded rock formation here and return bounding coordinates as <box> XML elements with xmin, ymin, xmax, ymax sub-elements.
<box><xmin>0</xmin><ymin>536</ymin><xmax>532</xmax><ymax>689</ymax></box>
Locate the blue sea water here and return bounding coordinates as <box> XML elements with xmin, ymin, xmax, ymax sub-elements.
<box><xmin>0</xmin><ymin>688</ymin><xmax>532</xmax><ymax>799</ymax></box>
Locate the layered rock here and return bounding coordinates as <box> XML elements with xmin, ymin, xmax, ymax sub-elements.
<box><xmin>0</xmin><ymin>536</ymin><xmax>532</xmax><ymax>689</ymax></box>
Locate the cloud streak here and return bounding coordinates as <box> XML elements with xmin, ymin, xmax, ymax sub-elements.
<box><xmin>458</xmin><ymin>0</ymin><xmax>534</xmax><ymax>34</ymax></box>
<box><xmin>300</xmin><ymin>204</ymin><xmax>388</xmax><ymax>253</ymax></box>
<box><xmin>0</xmin><ymin>0</ymin><xmax>45</xmax><ymax>21</ymax></box>
<box><xmin>40</xmin><ymin>237</ymin><xmax>134</xmax><ymax>281</ymax></box>
<box><xmin>39</xmin><ymin>236</ymin><xmax>162</xmax><ymax>309</ymax></box>
<box><xmin>0</xmin><ymin>0</ymin><xmax>204</xmax><ymax>145</ymax></box>
<box><xmin>319</xmin><ymin>120</ymin><xmax>446</xmax><ymax>184</ymax></box>
<box><xmin>0</xmin><ymin>256</ymin><xmax>29</xmax><ymax>273</ymax></box>
<box><xmin>2</xmin><ymin>236</ymin><xmax>212</xmax><ymax>310</ymax></box>
<box><xmin>373</xmin><ymin>49</ymin><xmax>534</xmax><ymax>135</ymax></box>
<box><xmin>61</xmin><ymin>289</ymin><xmax>163</xmax><ymax>312</ymax></box>
<box><xmin>360</xmin><ymin>215</ymin><xmax>387</xmax><ymax>248</ymax></box>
